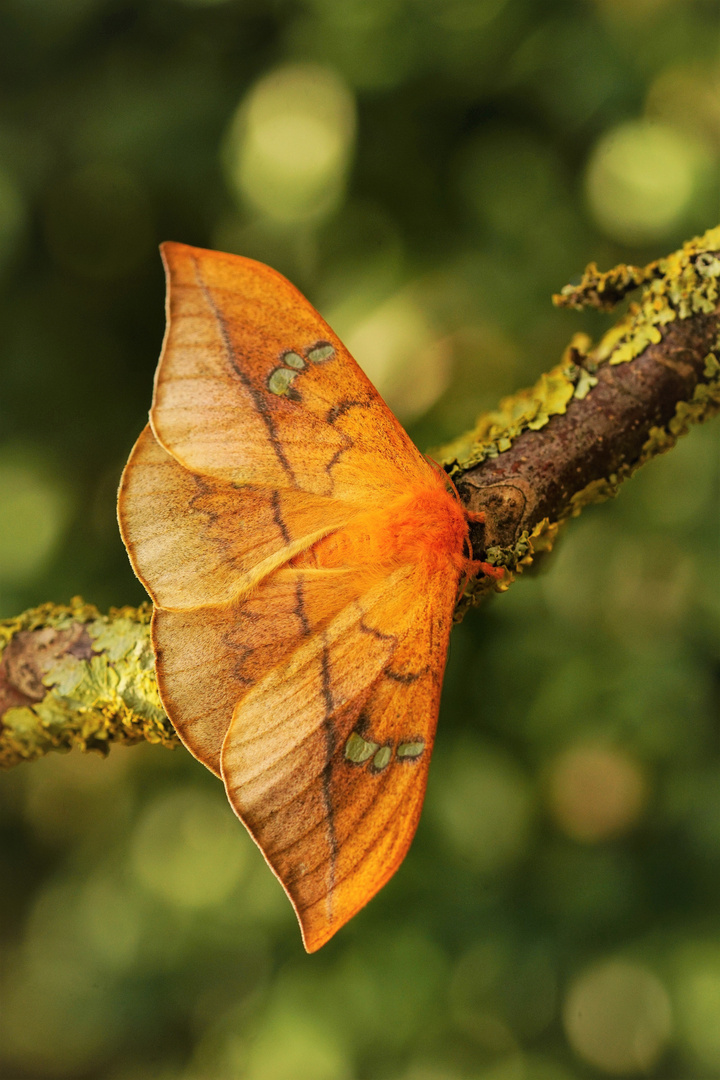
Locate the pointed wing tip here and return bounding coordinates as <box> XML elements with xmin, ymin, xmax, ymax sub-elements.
<box><xmin>160</xmin><ymin>240</ymin><xmax>223</xmax><ymax>275</ymax></box>
<box><xmin>159</xmin><ymin>240</ymin><xmax>287</xmax><ymax>285</ymax></box>
<box><xmin>298</xmin><ymin>914</ymin><xmax>340</xmax><ymax>954</ymax></box>
<box><xmin>159</xmin><ymin>239</ymin><xmax>186</xmax><ymax>257</ymax></box>
<box><xmin>159</xmin><ymin>240</ymin><xmax>196</xmax><ymax>274</ymax></box>
<box><xmin>294</xmin><ymin>888</ymin><xmax>375</xmax><ymax>953</ymax></box>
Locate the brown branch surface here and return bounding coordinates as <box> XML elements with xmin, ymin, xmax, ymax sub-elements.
<box><xmin>438</xmin><ymin>227</ymin><xmax>720</xmax><ymax>605</ymax></box>
<box><xmin>2</xmin><ymin>227</ymin><xmax>720</xmax><ymax>766</ymax></box>
<box><xmin>460</xmin><ymin>312</ymin><xmax>718</xmax><ymax>552</ymax></box>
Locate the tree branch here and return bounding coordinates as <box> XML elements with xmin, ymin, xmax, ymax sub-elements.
<box><xmin>2</xmin><ymin>227</ymin><xmax>719</xmax><ymax>767</ymax></box>
<box><xmin>439</xmin><ymin>226</ymin><xmax>720</xmax><ymax>608</ymax></box>
<box><xmin>0</xmin><ymin>600</ymin><xmax>177</xmax><ymax>768</ymax></box>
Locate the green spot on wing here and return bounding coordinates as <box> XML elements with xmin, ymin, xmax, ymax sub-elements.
<box><xmin>345</xmin><ymin>731</ymin><xmax>379</xmax><ymax>763</ymax></box>
<box><xmin>282</xmin><ymin>351</ymin><xmax>306</xmax><ymax>370</ymax></box>
<box><xmin>268</xmin><ymin>367</ymin><xmax>298</xmax><ymax>396</ymax></box>
<box><xmin>307</xmin><ymin>342</ymin><xmax>335</xmax><ymax>363</ymax></box>
<box><xmin>373</xmin><ymin>745</ymin><xmax>392</xmax><ymax>771</ymax></box>
<box><xmin>397</xmin><ymin>740</ymin><xmax>425</xmax><ymax>759</ymax></box>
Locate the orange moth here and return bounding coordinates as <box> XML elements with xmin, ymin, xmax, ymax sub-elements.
<box><xmin>118</xmin><ymin>243</ymin><xmax>496</xmax><ymax>951</ymax></box>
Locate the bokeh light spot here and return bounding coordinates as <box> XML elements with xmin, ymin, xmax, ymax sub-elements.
<box><xmin>563</xmin><ymin>958</ymin><xmax>672</xmax><ymax>1073</ymax></box>
<box><xmin>674</xmin><ymin>944</ymin><xmax>720</xmax><ymax>1069</ymax></box>
<box><xmin>243</xmin><ymin>1011</ymin><xmax>351</xmax><ymax>1080</ymax></box>
<box><xmin>333</xmin><ymin>291</ymin><xmax>451</xmax><ymax>423</ymax></box>
<box><xmin>224</xmin><ymin>64</ymin><xmax>356</xmax><ymax>225</ymax></box>
<box><xmin>431</xmin><ymin>743</ymin><xmax>534</xmax><ymax>872</ymax></box>
<box><xmin>586</xmin><ymin>121</ymin><xmax>703</xmax><ymax>243</ymax></box>
<box><xmin>0</xmin><ymin>447</ymin><xmax>71</xmax><ymax>587</ymax></box>
<box><xmin>130</xmin><ymin>787</ymin><xmax>249</xmax><ymax>908</ymax></box>
<box><xmin>546</xmin><ymin>744</ymin><xmax>647</xmax><ymax>842</ymax></box>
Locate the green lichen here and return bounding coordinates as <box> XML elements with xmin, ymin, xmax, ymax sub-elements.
<box><xmin>486</xmin><ymin>517</ymin><xmax>561</xmax><ymax>574</ymax></box>
<box><xmin>591</xmin><ymin>227</ymin><xmax>720</xmax><ymax>367</ymax></box>
<box><xmin>553</xmin><ymin>260</ymin><xmax>659</xmax><ymax>311</ymax></box>
<box><xmin>439</xmin><ymin>226</ymin><xmax>720</xmax><ymax>479</ymax></box>
<box><xmin>440</xmin><ymin>361</ymin><xmax>576</xmax><ymax>475</ymax></box>
<box><xmin>457</xmin><ymin>518</ymin><xmax>562</xmax><ymax>614</ymax></box>
<box><xmin>0</xmin><ymin>598</ymin><xmax>177</xmax><ymax>769</ymax></box>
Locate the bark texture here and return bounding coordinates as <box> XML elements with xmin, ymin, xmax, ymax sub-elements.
<box><xmin>459</xmin><ymin>312</ymin><xmax>718</xmax><ymax>558</ymax></box>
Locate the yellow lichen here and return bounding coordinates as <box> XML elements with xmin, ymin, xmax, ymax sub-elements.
<box><xmin>553</xmin><ymin>261</ymin><xmax>658</xmax><ymax>311</ymax></box>
<box><xmin>567</xmin><ymin>476</ymin><xmax>622</xmax><ymax>518</ymax></box>
<box><xmin>586</xmin><ymin>226</ymin><xmax>720</xmax><ymax>369</ymax></box>
<box><xmin>441</xmin><ymin>226</ymin><xmax>720</xmax><ymax>480</ymax></box>
<box><xmin>440</xmin><ymin>361</ymin><xmax>576</xmax><ymax>475</ymax></box>
<box><xmin>0</xmin><ymin>598</ymin><xmax>176</xmax><ymax>769</ymax></box>
<box><xmin>456</xmin><ymin>518</ymin><xmax>564</xmax><ymax>616</ymax></box>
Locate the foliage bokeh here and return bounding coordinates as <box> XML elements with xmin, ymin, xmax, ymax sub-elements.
<box><xmin>1</xmin><ymin>1</ymin><xmax>719</xmax><ymax>1077</ymax></box>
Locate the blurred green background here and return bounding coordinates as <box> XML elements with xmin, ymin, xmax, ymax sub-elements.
<box><xmin>1</xmin><ymin>0</ymin><xmax>719</xmax><ymax>1077</ymax></box>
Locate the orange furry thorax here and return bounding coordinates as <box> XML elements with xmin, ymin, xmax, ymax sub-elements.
<box><xmin>291</xmin><ymin>483</ymin><xmax>470</xmax><ymax>575</ymax></box>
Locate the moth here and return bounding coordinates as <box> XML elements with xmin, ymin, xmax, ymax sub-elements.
<box><xmin>118</xmin><ymin>243</ymin><xmax>495</xmax><ymax>951</ymax></box>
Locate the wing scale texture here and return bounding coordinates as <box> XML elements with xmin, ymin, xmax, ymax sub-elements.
<box><xmin>118</xmin><ymin>242</ymin><xmax>473</xmax><ymax>949</ymax></box>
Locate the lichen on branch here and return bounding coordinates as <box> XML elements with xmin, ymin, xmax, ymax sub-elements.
<box><xmin>0</xmin><ymin>598</ymin><xmax>177</xmax><ymax>769</ymax></box>
<box><xmin>439</xmin><ymin>225</ymin><xmax>720</xmax><ymax>609</ymax></box>
<box><xmin>2</xmin><ymin>226</ymin><xmax>720</xmax><ymax>768</ymax></box>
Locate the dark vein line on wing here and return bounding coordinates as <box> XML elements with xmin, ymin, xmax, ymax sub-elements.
<box><xmin>284</xmin><ymin>764</ymin><xmax>400</xmax><ymax>893</ymax></box>
<box><xmin>270</xmin><ymin>489</ymin><xmax>292</xmax><ymax>544</ymax></box>
<box><xmin>190</xmin><ymin>255</ymin><xmax>297</xmax><ymax>487</ymax></box>
<box><xmin>295</xmin><ymin>767</ymin><xmax>416</xmax><ymax>903</ymax></box>
<box><xmin>294</xmin><ymin>576</ymin><xmax>311</xmax><ymax>636</ymax></box>
<box><xmin>320</xmin><ymin>639</ymin><xmax>337</xmax><ymax>916</ymax></box>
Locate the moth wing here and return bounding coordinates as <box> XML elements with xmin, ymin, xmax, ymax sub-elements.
<box><xmin>152</xmin><ymin>565</ymin><xmax>372</xmax><ymax>776</ymax></box>
<box><xmin>118</xmin><ymin>425</ymin><xmax>359</xmax><ymax>611</ymax></box>
<box><xmin>221</xmin><ymin>561</ymin><xmax>459</xmax><ymax>952</ymax></box>
<box><xmin>152</xmin><ymin>242</ymin><xmax>435</xmax><ymax>504</ymax></box>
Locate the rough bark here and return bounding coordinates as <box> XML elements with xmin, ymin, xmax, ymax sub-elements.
<box><xmin>459</xmin><ymin>311</ymin><xmax>718</xmax><ymax>569</ymax></box>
